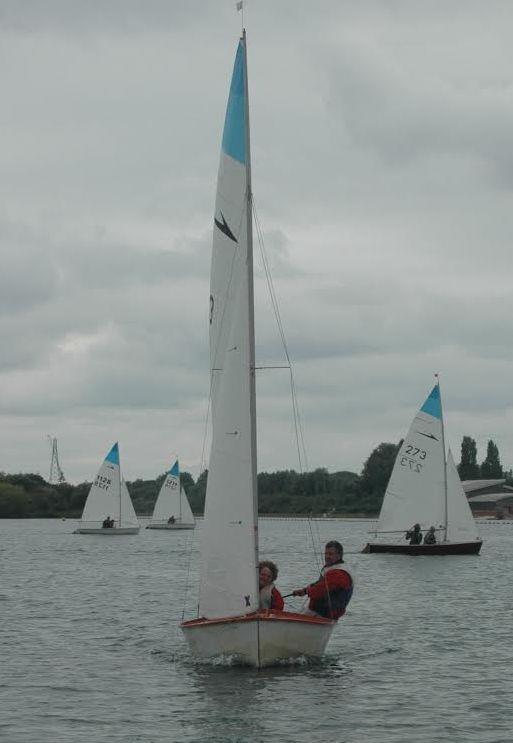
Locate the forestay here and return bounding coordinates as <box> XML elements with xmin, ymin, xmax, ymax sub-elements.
<box><xmin>199</xmin><ymin>36</ymin><xmax>259</xmax><ymax>620</ymax></box>
<box><xmin>446</xmin><ymin>449</ymin><xmax>480</xmax><ymax>543</ymax></box>
<box><xmin>377</xmin><ymin>385</ymin><xmax>446</xmax><ymax>534</ymax></box>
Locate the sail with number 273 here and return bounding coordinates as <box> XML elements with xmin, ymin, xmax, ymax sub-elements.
<box><xmin>181</xmin><ymin>31</ymin><xmax>335</xmax><ymax>666</ymax></box>
<box><xmin>363</xmin><ymin>381</ymin><xmax>482</xmax><ymax>555</ymax></box>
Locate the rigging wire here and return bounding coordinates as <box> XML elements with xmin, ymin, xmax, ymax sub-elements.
<box><xmin>252</xmin><ymin>196</ymin><xmax>325</xmax><ymax>573</ymax></box>
<box><xmin>251</xmin><ymin>197</ymin><xmax>308</xmax><ymax>471</ymax></box>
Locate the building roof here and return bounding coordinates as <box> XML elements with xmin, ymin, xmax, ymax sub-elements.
<box><xmin>467</xmin><ymin>492</ymin><xmax>513</xmax><ymax>504</ymax></box>
<box><xmin>462</xmin><ymin>479</ymin><xmax>506</xmax><ymax>493</ymax></box>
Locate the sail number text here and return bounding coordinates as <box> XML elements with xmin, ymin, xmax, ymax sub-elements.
<box><xmin>165</xmin><ymin>480</ymin><xmax>178</xmax><ymax>489</ymax></box>
<box><xmin>400</xmin><ymin>445</ymin><xmax>427</xmax><ymax>474</ymax></box>
<box><xmin>94</xmin><ymin>475</ymin><xmax>112</xmax><ymax>490</ymax></box>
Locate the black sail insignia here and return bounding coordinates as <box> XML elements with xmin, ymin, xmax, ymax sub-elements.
<box><xmin>214</xmin><ymin>212</ymin><xmax>238</xmax><ymax>242</ymax></box>
<box><xmin>416</xmin><ymin>431</ymin><xmax>439</xmax><ymax>441</ymax></box>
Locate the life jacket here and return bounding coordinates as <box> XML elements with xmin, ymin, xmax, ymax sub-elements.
<box><xmin>310</xmin><ymin>563</ymin><xmax>353</xmax><ymax>620</ymax></box>
<box><xmin>259</xmin><ymin>583</ymin><xmax>275</xmax><ymax>609</ymax></box>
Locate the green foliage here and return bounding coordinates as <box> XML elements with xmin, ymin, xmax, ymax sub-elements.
<box><xmin>360</xmin><ymin>442</ymin><xmax>401</xmax><ymax>496</ymax></box>
<box><xmin>188</xmin><ymin>470</ymin><xmax>207</xmax><ymax>514</ymax></box>
<box><xmin>0</xmin><ymin>432</ymin><xmax>502</xmax><ymax>519</ymax></box>
<box><xmin>0</xmin><ymin>482</ymin><xmax>30</xmax><ymax>517</ymax></box>
<box><xmin>458</xmin><ymin>436</ymin><xmax>480</xmax><ymax>479</ymax></box>
<box><xmin>480</xmin><ymin>440</ymin><xmax>503</xmax><ymax>479</ymax></box>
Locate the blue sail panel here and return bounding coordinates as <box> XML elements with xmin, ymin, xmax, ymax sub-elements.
<box><xmin>105</xmin><ymin>442</ymin><xmax>120</xmax><ymax>466</ymax></box>
<box><xmin>168</xmin><ymin>460</ymin><xmax>180</xmax><ymax>476</ymax></box>
<box><xmin>420</xmin><ymin>385</ymin><xmax>442</xmax><ymax>420</ymax></box>
<box><xmin>221</xmin><ymin>41</ymin><xmax>246</xmax><ymax>164</ymax></box>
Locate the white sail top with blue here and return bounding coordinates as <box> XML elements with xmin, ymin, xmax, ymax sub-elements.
<box><xmin>150</xmin><ymin>459</ymin><xmax>194</xmax><ymax>526</ymax></box>
<box><xmin>376</xmin><ymin>385</ymin><xmax>446</xmax><ymax>536</ymax></box>
<box><xmin>199</xmin><ymin>35</ymin><xmax>259</xmax><ymax>620</ymax></box>
<box><xmin>80</xmin><ymin>443</ymin><xmax>138</xmax><ymax>528</ymax></box>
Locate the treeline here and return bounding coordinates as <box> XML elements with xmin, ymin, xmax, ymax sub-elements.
<box><xmin>457</xmin><ymin>436</ymin><xmax>509</xmax><ymax>480</ymax></box>
<box><xmin>0</xmin><ymin>435</ymin><xmax>510</xmax><ymax>519</ymax></box>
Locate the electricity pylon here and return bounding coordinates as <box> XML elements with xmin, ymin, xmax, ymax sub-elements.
<box><xmin>48</xmin><ymin>436</ymin><xmax>66</xmax><ymax>484</ymax></box>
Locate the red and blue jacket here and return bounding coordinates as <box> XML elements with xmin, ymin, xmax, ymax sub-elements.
<box><xmin>306</xmin><ymin>563</ymin><xmax>353</xmax><ymax>620</ymax></box>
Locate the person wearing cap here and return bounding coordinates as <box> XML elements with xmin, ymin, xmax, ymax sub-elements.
<box><xmin>292</xmin><ymin>541</ymin><xmax>353</xmax><ymax>620</ymax></box>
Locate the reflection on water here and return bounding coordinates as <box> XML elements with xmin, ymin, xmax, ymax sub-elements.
<box><xmin>1</xmin><ymin>518</ymin><xmax>512</xmax><ymax>743</ymax></box>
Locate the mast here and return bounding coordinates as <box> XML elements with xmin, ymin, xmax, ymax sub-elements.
<box><xmin>437</xmin><ymin>375</ymin><xmax>448</xmax><ymax>542</ymax></box>
<box><xmin>242</xmin><ymin>29</ymin><xmax>259</xmax><ymax>571</ymax></box>
<box><xmin>118</xmin><ymin>449</ymin><xmax>122</xmax><ymax>528</ymax></box>
<box><xmin>179</xmin><ymin>469</ymin><xmax>182</xmax><ymax>522</ymax></box>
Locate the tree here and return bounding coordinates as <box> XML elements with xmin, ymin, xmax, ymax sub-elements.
<box><xmin>480</xmin><ymin>440</ymin><xmax>503</xmax><ymax>479</ymax></box>
<box><xmin>458</xmin><ymin>436</ymin><xmax>480</xmax><ymax>480</ymax></box>
<box><xmin>0</xmin><ymin>482</ymin><xmax>30</xmax><ymax>517</ymax></box>
<box><xmin>360</xmin><ymin>442</ymin><xmax>400</xmax><ymax>495</ymax></box>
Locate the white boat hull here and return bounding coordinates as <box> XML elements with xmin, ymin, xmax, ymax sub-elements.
<box><xmin>181</xmin><ymin>610</ymin><xmax>335</xmax><ymax>667</ymax></box>
<box><xmin>73</xmin><ymin>526</ymin><xmax>140</xmax><ymax>535</ymax></box>
<box><xmin>146</xmin><ymin>522</ymin><xmax>195</xmax><ymax>530</ymax></box>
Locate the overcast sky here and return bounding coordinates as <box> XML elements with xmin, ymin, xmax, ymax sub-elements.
<box><xmin>1</xmin><ymin>1</ymin><xmax>513</xmax><ymax>483</ymax></box>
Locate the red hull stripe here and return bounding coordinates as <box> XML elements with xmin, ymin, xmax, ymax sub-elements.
<box><xmin>181</xmin><ymin>609</ymin><xmax>334</xmax><ymax>629</ymax></box>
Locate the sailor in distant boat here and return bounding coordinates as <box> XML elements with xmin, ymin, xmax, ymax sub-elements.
<box><xmin>102</xmin><ymin>516</ymin><xmax>114</xmax><ymax>529</ymax></box>
<box><xmin>167</xmin><ymin>515</ymin><xmax>176</xmax><ymax>525</ymax></box>
<box><xmin>405</xmin><ymin>523</ymin><xmax>422</xmax><ymax>545</ymax></box>
<box><xmin>292</xmin><ymin>541</ymin><xmax>353</xmax><ymax>620</ymax></box>
<box><xmin>423</xmin><ymin>526</ymin><xmax>437</xmax><ymax>545</ymax></box>
<box><xmin>258</xmin><ymin>560</ymin><xmax>284</xmax><ymax>611</ymax></box>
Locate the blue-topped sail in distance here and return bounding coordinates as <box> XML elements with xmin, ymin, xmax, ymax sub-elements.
<box><xmin>420</xmin><ymin>385</ymin><xmax>442</xmax><ymax>420</ymax></box>
<box><xmin>105</xmin><ymin>442</ymin><xmax>120</xmax><ymax>466</ymax></box>
<box><xmin>221</xmin><ymin>40</ymin><xmax>246</xmax><ymax>164</ymax></box>
<box><xmin>168</xmin><ymin>460</ymin><xmax>180</xmax><ymax>477</ymax></box>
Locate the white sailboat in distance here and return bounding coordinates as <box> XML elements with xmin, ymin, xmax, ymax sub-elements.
<box><xmin>74</xmin><ymin>443</ymin><xmax>140</xmax><ymax>535</ymax></box>
<box><xmin>146</xmin><ymin>459</ymin><xmax>195</xmax><ymax>530</ymax></box>
<box><xmin>363</xmin><ymin>381</ymin><xmax>482</xmax><ymax>555</ymax></box>
<box><xmin>181</xmin><ymin>31</ymin><xmax>336</xmax><ymax>666</ymax></box>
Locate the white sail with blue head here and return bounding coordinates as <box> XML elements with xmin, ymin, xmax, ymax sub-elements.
<box><xmin>150</xmin><ymin>459</ymin><xmax>194</xmax><ymax>525</ymax></box>
<box><xmin>81</xmin><ymin>443</ymin><xmax>122</xmax><ymax>525</ymax></box>
<box><xmin>199</xmin><ymin>35</ymin><xmax>259</xmax><ymax>620</ymax></box>
<box><xmin>376</xmin><ymin>385</ymin><xmax>446</xmax><ymax>536</ymax></box>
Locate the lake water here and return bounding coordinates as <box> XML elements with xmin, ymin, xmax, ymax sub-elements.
<box><xmin>1</xmin><ymin>517</ymin><xmax>512</xmax><ymax>743</ymax></box>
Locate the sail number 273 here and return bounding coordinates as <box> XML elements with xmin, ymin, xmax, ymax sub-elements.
<box><xmin>400</xmin><ymin>445</ymin><xmax>427</xmax><ymax>474</ymax></box>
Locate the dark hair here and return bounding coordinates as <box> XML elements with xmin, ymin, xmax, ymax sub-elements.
<box><xmin>325</xmin><ymin>540</ymin><xmax>343</xmax><ymax>560</ymax></box>
<box><xmin>259</xmin><ymin>560</ymin><xmax>278</xmax><ymax>581</ymax></box>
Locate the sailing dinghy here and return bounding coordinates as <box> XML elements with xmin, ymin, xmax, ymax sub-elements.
<box><xmin>363</xmin><ymin>382</ymin><xmax>482</xmax><ymax>555</ymax></box>
<box><xmin>146</xmin><ymin>459</ymin><xmax>195</xmax><ymax>530</ymax></box>
<box><xmin>74</xmin><ymin>443</ymin><xmax>140</xmax><ymax>535</ymax></box>
<box><xmin>181</xmin><ymin>32</ymin><xmax>335</xmax><ymax>666</ymax></box>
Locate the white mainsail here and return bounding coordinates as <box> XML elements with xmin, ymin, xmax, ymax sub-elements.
<box><xmin>446</xmin><ymin>448</ymin><xmax>480</xmax><ymax>543</ymax></box>
<box><xmin>198</xmin><ymin>35</ymin><xmax>259</xmax><ymax>620</ymax></box>
<box><xmin>376</xmin><ymin>385</ymin><xmax>446</xmax><ymax>536</ymax></box>
<box><xmin>80</xmin><ymin>442</ymin><xmax>138</xmax><ymax>528</ymax></box>
<box><xmin>81</xmin><ymin>442</ymin><xmax>123</xmax><ymax>525</ymax></box>
<box><xmin>150</xmin><ymin>459</ymin><xmax>194</xmax><ymax>525</ymax></box>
